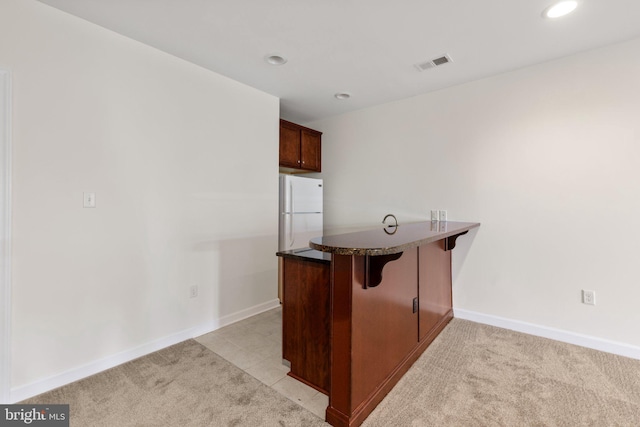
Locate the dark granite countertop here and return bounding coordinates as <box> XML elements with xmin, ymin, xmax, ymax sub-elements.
<box><xmin>309</xmin><ymin>221</ymin><xmax>480</xmax><ymax>256</ymax></box>
<box><xmin>276</xmin><ymin>247</ymin><xmax>332</xmax><ymax>264</ymax></box>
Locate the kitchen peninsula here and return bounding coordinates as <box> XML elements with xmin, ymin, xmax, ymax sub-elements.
<box><xmin>277</xmin><ymin>220</ymin><xmax>479</xmax><ymax>427</ymax></box>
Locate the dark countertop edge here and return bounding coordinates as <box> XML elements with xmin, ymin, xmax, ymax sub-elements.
<box><xmin>309</xmin><ymin>221</ymin><xmax>480</xmax><ymax>256</ymax></box>
<box><xmin>276</xmin><ymin>248</ymin><xmax>331</xmax><ymax>264</ymax></box>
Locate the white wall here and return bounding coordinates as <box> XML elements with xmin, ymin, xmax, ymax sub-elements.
<box><xmin>1</xmin><ymin>0</ymin><xmax>279</xmax><ymax>400</ymax></box>
<box><xmin>311</xmin><ymin>38</ymin><xmax>640</xmax><ymax>350</ymax></box>
<box><xmin>0</xmin><ymin>69</ymin><xmax>12</xmax><ymax>404</ymax></box>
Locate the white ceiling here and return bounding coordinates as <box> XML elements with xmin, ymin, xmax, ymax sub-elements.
<box><xmin>37</xmin><ymin>0</ymin><xmax>640</xmax><ymax>123</ymax></box>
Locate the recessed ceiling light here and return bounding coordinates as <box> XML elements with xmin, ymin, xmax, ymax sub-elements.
<box><xmin>334</xmin><ymin>93</ymin><xmax>351</xmax><ymax>100</ymax></box>
<box><xmin>543</xmin><ymin>1</ymin><xmax>578</xmax><ymax>18</ymax></box>
<box><xmin>264</xmin><ymin>54</ymin><xmax>287</xmax><ymax>65</ymax></box>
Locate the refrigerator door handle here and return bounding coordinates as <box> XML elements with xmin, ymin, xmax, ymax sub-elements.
<box><xmin>289</xmin><ymin>181</ymin><xmax>295</xmax><ymax>247</ymax></box>
<box><xmin>289</xmin><ymin>212</ymin><xmax>295</xmax><ymax>247</ymax></box>
<box><xmin>290</xmin><ymin>181</ymin><xmax>294</xmax><ymax>214</ymax></box>
<box><xmin>289</xmin><ymin>180</ymin><xmax>295</xmax><ymax>247</ymax></box>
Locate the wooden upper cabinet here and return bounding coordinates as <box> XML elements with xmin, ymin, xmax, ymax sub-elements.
<box><xmin>280</xmin><ymin>119</ymin><xmax>322</xmax><ymax>172</ymax></box>
<box><xmin>300</xmin><ymin>129</ymin><xmax>321</xmax><ymax>171</ymax></box>
<box><xmin>279</xmin><ymin>120</ymin><xmax>302</xmax><ymax>169</ymax></box>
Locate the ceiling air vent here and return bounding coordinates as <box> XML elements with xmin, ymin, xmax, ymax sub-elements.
<box><xmin>414</xmin><ymin>54</ymin><xmax>453</xmax><ymax>72</ymax></box>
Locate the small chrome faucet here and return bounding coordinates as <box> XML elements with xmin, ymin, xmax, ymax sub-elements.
<box><xmin>382</xmin><ymin>214</ymin><xmax>398</xmax><ymax>228</ymax></box>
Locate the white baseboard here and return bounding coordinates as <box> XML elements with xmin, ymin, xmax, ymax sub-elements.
<box><xmin>10</xmin><ymin>298</ymin><xmax>281</xmax><ymax>403</ymax></box>
<box><xmin>454</xmin><ymin>308</ymin><xmax>640</xmax><ymax>361</ymax></box>
<box><xmin>219</xmin><ymin>298</ymin><xmax>280</xmax><ymax>324</ymax></box>
<box><xmin>189</xmin><ymin>298</ymin><xmax>281</xmax><ymax>338</ymax></box>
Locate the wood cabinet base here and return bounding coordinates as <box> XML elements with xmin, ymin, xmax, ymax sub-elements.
<box><xmin>326</xmin><ymin>311</ymin><xmax>453</xmax><ymax>427</ymax></box>
<box><xmin>279</xmin><ymin>226</ymin><xmax>477</xmax><ymax>427</ymax></box>
<box><xmin>281</xmin><ymin>257</ymin><xmax>330</xmax><ymax>394</ymax></box>
<box><xmin>326</xmin><ymin>241</ymin><xmax>455</xmax><ymax>427</ymax></box>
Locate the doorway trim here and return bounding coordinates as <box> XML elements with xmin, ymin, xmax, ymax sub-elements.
<box><xmin>0</xmin><ymin>69</ymin><xmax>12</xmax><ymax>403</ymax></box>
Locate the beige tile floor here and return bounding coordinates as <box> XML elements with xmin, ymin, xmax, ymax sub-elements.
<box><xmin>195</xmin><ymin>306</ymin><xmax>329</xmax><ymax>419</ymax></box>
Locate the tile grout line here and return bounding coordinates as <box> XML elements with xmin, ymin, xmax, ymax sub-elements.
<box><xmin>194</xmin><ymin>307</ymin><xmax>328</xmax><ymax>419</ymax></box>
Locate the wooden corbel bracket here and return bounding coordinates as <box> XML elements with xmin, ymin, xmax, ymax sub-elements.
<box><xmin>445</xmin><ymin>231</ymin><xmax>469</xmax><ymax>251</ymax></box>
<box><xmin>363</xmin><ymin>252</ymin><xmax>403</xmax><ymax>289</ymax></box>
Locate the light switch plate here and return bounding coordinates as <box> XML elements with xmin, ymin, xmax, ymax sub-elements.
<box><xmin>430</xmin><ymin>210</ymin><xmax>439</xmax><ymax>221</ymax></box>
<box><xmin>438</xmin><ymin>210</ymin><xmax>447</xmax><ymax>221</ymax></box>
<box><xmin>83</xmin><ymin>192</ymin><xmax>96</xmax><ymax>208</ymax></box>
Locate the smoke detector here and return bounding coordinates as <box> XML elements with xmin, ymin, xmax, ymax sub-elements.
<box><xmin>414</xmin><ymin>54</ymin><xmax>453</xmax><ymax>72</ymax></box>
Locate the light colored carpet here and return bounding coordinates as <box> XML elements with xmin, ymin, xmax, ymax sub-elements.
<box><xmin>23</xmin><ymin>319</ymin><xmax>640</xmax><ymax>426</ymax></box>
<box><xmin>363</xmin><ymin>318</ymin><xmax>640</xmax><ymax>426</ymax></box>
<box><xmin>22</xmin><ymin>340</ymin><xmax>327</xmax><ymax>426</ymax></box>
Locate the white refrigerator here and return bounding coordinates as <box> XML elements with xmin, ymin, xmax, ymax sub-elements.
<box><xmin>278</xmin><ymin>174</ymin><xmax>323</xmax><ymax>251</ymax></box>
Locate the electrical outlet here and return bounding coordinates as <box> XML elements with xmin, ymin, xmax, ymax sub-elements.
<box><xmin>438</xmin><ymin>210</ymin><xmax>447</xmax><ymax>222</ymax></box>
<box><xmin>431</xmin><ymin>210</ymin><xmax>439</xmax><ymax>221</ymax></box>
<box><xmin>582</xmin><ymin>289</ymin><xmax>595</xmax><ymax>305</ymax></box>
<box><xmin>189</xmin><ymin>285</ymin><xmax>198</xmax><ymax>298</ymax></box>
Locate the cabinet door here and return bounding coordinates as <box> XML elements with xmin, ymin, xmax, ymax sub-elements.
<box><xmin>350</xmin><ymin>248</ymin><xmax>418</xmax><ymax>406</ymax></box>
<box><xmin>418</xmin><ymin>240</ymin><xmax>452</xmax><ymax>341</ymax></box>
<box><xmin>279</xmin><ymin>120</ymin><xmax>301</xmax><ymax>168</ymax></box>
<box><xmin>300</xmin><ymin>129</ymin><xmax>321</xmax><ymax>171</ymax></box>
